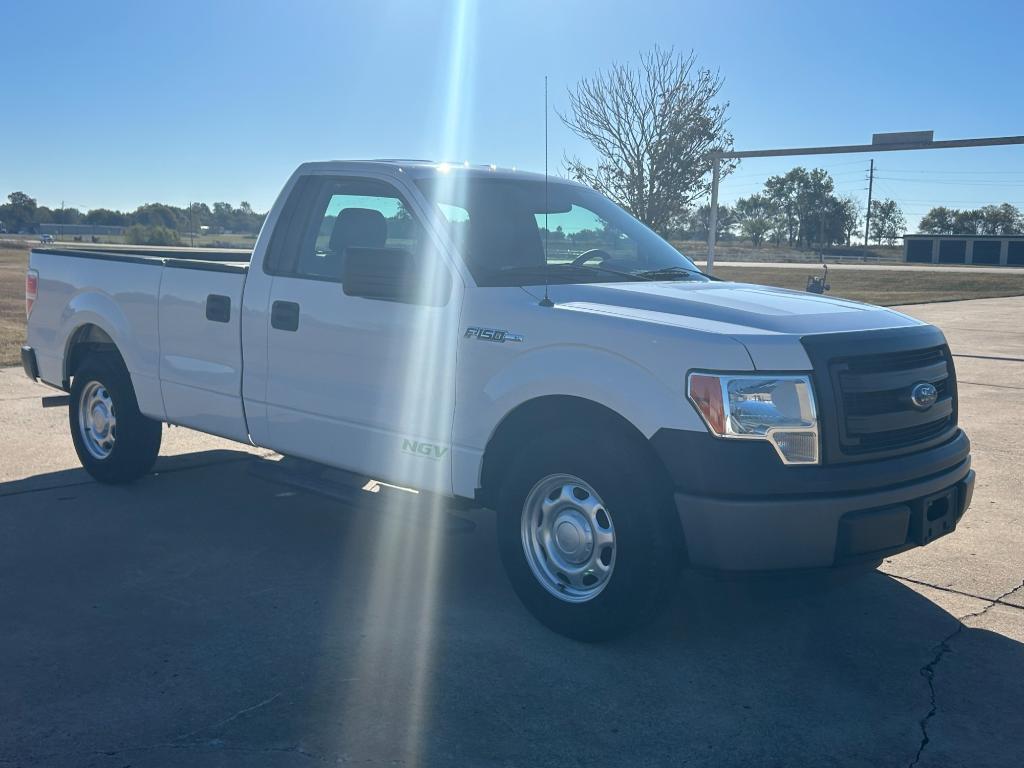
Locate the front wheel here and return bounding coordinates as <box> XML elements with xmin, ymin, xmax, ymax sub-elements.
<box><xmin>69</xmin><ymin>355</ymin><xmax>162</xmax><ymax>484</ymax></box>
<box><xmin>497</xmin><ymin>429</ymin><xmax>681</xmax><ymax>641</ymax></box>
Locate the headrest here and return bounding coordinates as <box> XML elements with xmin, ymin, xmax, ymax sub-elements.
<box><xmin>329</xmin><ymin>208</ymin><xmax>387</xmax><ymax>253</ymax></box>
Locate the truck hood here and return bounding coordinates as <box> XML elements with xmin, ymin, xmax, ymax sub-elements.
<box><xmin>536</xmin><ymin>280</ymin><xmax>922</xmax><ymax>337</ymax></box>
<box><xmin>531</xmin><ymin>280</ymin><xmax>924</xmax><ymax>370</ymax></box>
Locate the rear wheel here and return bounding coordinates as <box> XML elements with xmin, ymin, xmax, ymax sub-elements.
<box><xmin>69</xmin><ymin>355</ymin><xmax>161</xmax><ymax>484</ymax></box>
<box><xmin>497</xmin><ymin>428</ymin><xmax>681</xmax><ymax>641</ymax></box>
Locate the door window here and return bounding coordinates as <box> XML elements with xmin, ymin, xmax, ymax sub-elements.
<box><xmin>265</xmin><ymin>178</ymin><xmax>424</xmax><ymax>283</ymax></box>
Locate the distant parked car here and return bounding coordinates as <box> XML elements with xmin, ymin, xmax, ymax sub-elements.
<box><xmin>39</xmin><ymin>234</ymin><xmax>54</xmax><ymax>244</ymax></box>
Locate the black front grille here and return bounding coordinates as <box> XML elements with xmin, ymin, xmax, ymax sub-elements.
<box><xmin>831</xmin><ymin>345</ymin><xmax>957</xmax><ymax>455</ymax></box>
<box><xmin>801</xmin><ymin>326</ymin><xmax>960</xmax><ymax>464</ymax></box>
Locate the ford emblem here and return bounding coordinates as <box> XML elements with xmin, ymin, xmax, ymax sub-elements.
<box><xmin>910</xmin><ymin>382</ymin><xmax>938</xmax><ymax>410</ymax></box>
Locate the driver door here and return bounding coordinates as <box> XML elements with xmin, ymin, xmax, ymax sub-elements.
<box><xmin>261</xmin><ymin>174</ymin><xmax>461</xmax><ymax>495</ymax></box>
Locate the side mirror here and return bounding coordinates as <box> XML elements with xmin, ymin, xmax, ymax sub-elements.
<box><xmin>342</xmin><ymin>247</ymin><xmax>451</xmax><ymax>306</ymax></box>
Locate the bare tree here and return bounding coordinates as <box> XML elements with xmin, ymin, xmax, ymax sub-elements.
<box><xmin>560</xmin><ymin>47</ymin><xmax>734</xmax><ymax>236</ymax></box>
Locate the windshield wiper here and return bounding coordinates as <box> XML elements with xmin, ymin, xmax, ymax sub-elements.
<box><xmin>633</xmin><ymin>266</ymin><xmax>709</xmax><ymax>281</ymax></box>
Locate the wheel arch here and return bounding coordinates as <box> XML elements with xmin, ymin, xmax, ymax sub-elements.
<box><xmin>64</xmin><ymin>323</ymin><xmax>122</xmax><ymax>384</ymax></box>
<box><xmin>477</xmin><ymin>394</ymin><xmax>675</xmax><ymax>511</ymax></box>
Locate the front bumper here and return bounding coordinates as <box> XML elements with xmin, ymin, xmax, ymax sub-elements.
<box><xmin>21</xmin><ymin>345</ymin><xmax>38</xmax><ymax>381</ymax></box>
<box><xmin>652</xmin><ymin>428</ymin><xmax>974</xmax><ymax>571</ymax></box>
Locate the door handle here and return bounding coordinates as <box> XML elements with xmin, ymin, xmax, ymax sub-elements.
<box><xmin>271</xmin><ymin>300</ymin><xmax>300</xmax><ymax>332</ymax></box>
<box><xmin>205</xmin><ymin>294</ymin><xmax>231</xmax><ymax>323</ymax></box>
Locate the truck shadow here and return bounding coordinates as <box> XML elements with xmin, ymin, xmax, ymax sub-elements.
<box><xmin>1</xmin><ymin>454</ymin><xmax>1021</xmax><ymax>767</ymax></box>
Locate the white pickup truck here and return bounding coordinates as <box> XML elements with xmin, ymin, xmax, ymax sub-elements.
<box><xmin>22</xmin><ymin>161</ymin><xmax>974</xmax><ymax>639</ymax></box>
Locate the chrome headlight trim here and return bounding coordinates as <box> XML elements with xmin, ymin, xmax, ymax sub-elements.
<box><xmin>686</xmin><ymin>372</ymin><xmax>820</xmax><ymax>465</ymax></box>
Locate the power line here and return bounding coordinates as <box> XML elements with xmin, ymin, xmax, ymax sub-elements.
<box><xmin>874</xmin><ymin>176</ymin><xmax>1024</xmax><ymax>186</ymax></box>
<box><xmin>877</xmin><ymin>168</ymin><xmax>1024</xmax><ymax>175</ymax></box>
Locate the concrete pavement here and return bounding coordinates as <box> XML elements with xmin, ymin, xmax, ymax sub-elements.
<box><xmin>1</xmin><ymin>297</ymin><xmax>1022</xmax><ymax>767</ymax></box>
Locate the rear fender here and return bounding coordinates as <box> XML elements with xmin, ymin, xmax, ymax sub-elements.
<box><xmin>59</xmin><ymin>291</ymin><xmax>166</xmax><ymax>420</ymax></box>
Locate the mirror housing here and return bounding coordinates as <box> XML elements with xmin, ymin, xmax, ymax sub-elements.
<box><xmin>342</xmin><ymin>247</ymin><xmax>450</xmax><ymax>305</ymax></box>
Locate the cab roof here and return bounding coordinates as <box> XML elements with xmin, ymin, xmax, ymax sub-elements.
<box><xmin>295</xmin><ymin>159</ymin><xmax>584</xmax><ymax>186</ymax></box>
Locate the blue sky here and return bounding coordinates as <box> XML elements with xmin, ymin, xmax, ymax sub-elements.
<box><xmin>2</xmin><ymin>0</ymin><xmax>1022</xmax><ymax>230</ymax></box>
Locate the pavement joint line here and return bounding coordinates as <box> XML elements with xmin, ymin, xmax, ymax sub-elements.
<box><xmin>907</xmin><ymin>575</ymin><xmax>1024</xmax><ymax>768</ymax></box>
<box><xmin>957</xmin><ymin>380</ymin><xmax>1024</xmax><ymax>391</ymax></box>
<box><xmin>939</xmin><ymin>327</ymin><xmax>1024</xmax><ymax>336</ymax></box>
<box><xmin>886</xmin><ymin>572</ymin><xmax>1024</xmax><ymax>611</ymax></box>
<box><xmin>0</xmin><ymin>453</ymin><xmax>270</xmax><ymax>499</ymax></box>
<box><xmin>952</xmin><ymin>353</ymin><xmax>1024</xmax><ymax>363</ymax></box>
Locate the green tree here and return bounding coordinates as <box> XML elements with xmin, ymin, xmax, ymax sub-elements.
<box><xmin>978</xmin><ymin>203</ymin><xmax>1022</xmax><ymax>235</ymax></box>
<box><xmin>762</xmin><ymin>168</ymin><xmax>842</xmax><ymax>248</ymax></box>
<box><xmin>837</xmin><ymin>196</ymin><xmax>862</xmax><ymax>246</ymax></box>
<box><xmin>50</xmin><ymin>207</ymin><xmax>84</xmax><ymax>225</ymax></box>
<box><xmin>919</xmin><ymin>206</ymin><xmax>957</xmax><ymax>234</ymax></box>
<box><xmin>691</xmin><ymin>204</ymin><xmax>735</xmax><ymax>240</ymax></box>
<box><xmin>125</xmin><ymin>224</ymin><xmax>180</xmax><ymax>246</ymax></box>
<box><xmin>0</xmin><ymin>191</ymin><xmax>38</xmax><ymax>232</ymax></box>
<box><xmin>733</xmin><ymin>194</ymin><xmax>776</xmax><ymax>247</ymax></box>
<box><xmin>952</xmin><ymin>209</ymin><xmax>984</xmax><ymax>235</ymax></box>
<box><xmin>83</xmin><ymin>208</ymin><xmax>128</xmax><ymax>226</ymax></box>
<box><xmin>132</xmin><ymin>203</ymin><xmax>181</xmax><ymax>230</ymax></box>
<box><xmin>560</xmin><ymin>46</ymin><xmax>734</xmax><ymax>236</ymax></box>
<box><xmin>868</xmin><ymin>199</ymin><xmax>906</xmax><ymax>245</ymax></box>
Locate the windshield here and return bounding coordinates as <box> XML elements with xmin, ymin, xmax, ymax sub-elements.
<box><xmin>414</xmin><ymin>176</ymin><xmax>707</xmax><ymax>287</ymax></box>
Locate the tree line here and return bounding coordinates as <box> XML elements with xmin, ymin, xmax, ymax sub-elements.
<box><xmin>0</xmin><ymin>191</ymin><xmax>266</xmax><ymax>243</ymax></box>
<box><xmin>918</xmin><ymin>204</ymin><xmax>1022</xmax><ymax>236</ymax></box>
<box><xmin>679</xmin><ymin>168</ymin><xmax>905</xmax><ymax>248</ymax></box>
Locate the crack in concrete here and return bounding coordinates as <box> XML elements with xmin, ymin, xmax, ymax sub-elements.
<box><xmin>178</xmin><ymin>690</ymin><xmax>285</xmax><ymax>741</ymax></box>
<box><xmin>887</xmin><ymin>573</ymin><xmax>1024</xmax><ymax>611</ymax></box>
<box><xmin>75</xmin><ymin>690</ymin><xmax>319</xmax><ymax>764</ymax></box>
<box><xmin>908</xmin><ymin>577</ymin><xmax>1024</xmax><ymax>767</ymax></box>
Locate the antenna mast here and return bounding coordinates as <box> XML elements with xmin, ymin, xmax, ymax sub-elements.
<box><xmin>539</xmin><ymin>74</ymin><xmax>554</xmax><ymax>307</ymax></box>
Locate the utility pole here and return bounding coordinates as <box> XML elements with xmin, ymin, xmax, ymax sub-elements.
<box><xmin>863</xmin><ymin>159</ymin><xmax>874</xmax><ymax>250</ymax></box>
<box><xmin>188</xmin><ymin>202</ymin><xmax>195</xmax><ymax>248</ymax></box>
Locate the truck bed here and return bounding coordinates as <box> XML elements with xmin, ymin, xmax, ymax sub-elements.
<box><xmin>27</xmin><ymin>245</ymin><xmax>252</xmax><ymax>441</ymax></box>
<box><xmin>34</xmin><ymin>246</ymin><xmax>250</xmax><ymax>274</ymax></box>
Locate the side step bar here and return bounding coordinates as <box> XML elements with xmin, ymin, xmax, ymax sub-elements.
<box><xmin>247</xmin><ymin>456</ymin><xmax>477</xmax><ymax>531</ymax></box>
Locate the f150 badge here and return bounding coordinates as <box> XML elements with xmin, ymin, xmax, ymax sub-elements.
<box><xmin>465</xmin><ymin>327</ymin><xmax>524</xmax><ymax>343</ymax></box>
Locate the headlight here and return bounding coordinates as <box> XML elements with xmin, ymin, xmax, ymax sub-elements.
<box><xmin>687</xmin><ymin>373</ymin><xmax>819</xmax><ymax>465</ymax></box>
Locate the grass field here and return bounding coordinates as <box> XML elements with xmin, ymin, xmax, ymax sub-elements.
<box><xmin>0</xmin><ymin>247</ymin><xmax>28</xmax><ymax>368</ymax></box>
<box><xmin>3</xmin><ymin>243</ymin><xmax>1024</xmax><ymax>367</ymax></box>
<box><xmin>714</xmin><ymin>266</ymin><xmax>1024</xmax><ymax>306</ymax></box>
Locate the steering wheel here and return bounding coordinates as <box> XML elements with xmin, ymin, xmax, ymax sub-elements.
<box><xmin>571</xmin><ymin>249</ymin><xmax>612</xmax><ymax>267</ymax></box>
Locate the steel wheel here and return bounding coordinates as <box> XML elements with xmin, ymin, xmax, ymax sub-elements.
<box><xmin>520</xmin><ymin>473</ymin><xmax>616</xmax><ymax>603</ymax></box>
<box><xmin>77</xmin><ymin>380</ymin><xmax>116</xmax><ymax>460</ymax></box>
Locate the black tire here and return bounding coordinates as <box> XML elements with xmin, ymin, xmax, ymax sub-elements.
<box><xmin>69</xmin><ymin>354</ymin><xmax>162</xmax><ymax>484</ymax></box>
<box><xmin>497</xmin><ymin>427</ymin><xmax>682</xmax><ymax>641</ymax></box>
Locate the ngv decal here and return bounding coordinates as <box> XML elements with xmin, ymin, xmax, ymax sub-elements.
<box><xmin>402</xmin><ymin>439</ymin><xmax>450</xmax><ymax>461</ymax></box>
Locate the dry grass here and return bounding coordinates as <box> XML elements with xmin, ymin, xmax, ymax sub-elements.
<box><xmin>3</xmin><ymin>243</ymin><xmax>1024</xmax><ymax>368</ymax></box>
<box><xmin>715</xmin><ymin>266</ymin><xmax>1024</xmax><ymax>306</ymax></box>
<box><xmin>0</xmin><ymin>246</ymin><xmax>29</xmax><ymax>367</ymax></box>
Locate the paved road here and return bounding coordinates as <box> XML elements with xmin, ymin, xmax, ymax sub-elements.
<box><xmin>695</xmin><ymin>260</ymin><xmax>1023</xmax><ymax>274</ymax></box>
<box><xmin>2</xmin><ymin>297</ymin><xmax>1022</xmax><ymax>767</ymax></box>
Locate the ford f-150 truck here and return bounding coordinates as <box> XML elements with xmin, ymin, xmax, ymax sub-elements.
<box><xmin>21</xmin><ymin>161</ymin><xmax>974</xmax><ymax>640</ymax></box>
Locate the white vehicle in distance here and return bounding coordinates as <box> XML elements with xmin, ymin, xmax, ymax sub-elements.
<box><xmin>21</xmin><ymin>161</ymin><xmax>974</xmax><ymax>640</ymax></box>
